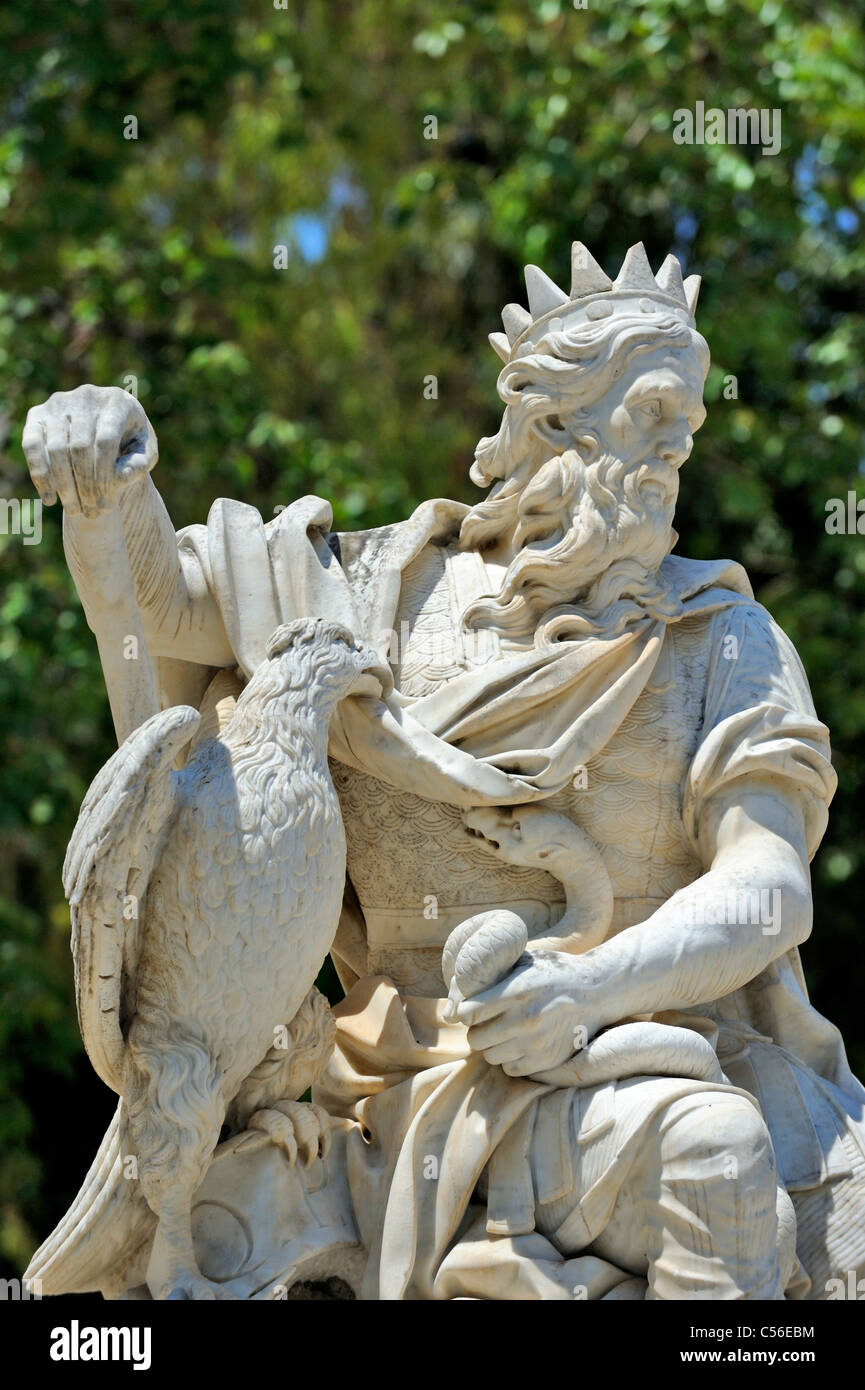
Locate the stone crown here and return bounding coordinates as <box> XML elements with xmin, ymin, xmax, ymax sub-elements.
<box><xmin>490</xmin><ymin>241</ymin><xmax>701</xmax><ymax>363</ymax></box>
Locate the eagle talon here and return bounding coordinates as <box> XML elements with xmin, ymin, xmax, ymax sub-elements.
<box><xmin>247</xmin><ymin>1100</ymin><xmax>331</xmax><ymax>1167</ymax></box>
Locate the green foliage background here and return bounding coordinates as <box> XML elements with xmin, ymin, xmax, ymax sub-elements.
<box><xmin>1</xmin><ymin>0</ymin><xmax>863</xmax><ymax>1278</ymax></box>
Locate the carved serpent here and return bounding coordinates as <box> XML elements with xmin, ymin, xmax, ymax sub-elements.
<box><xmin>443</xmin><ymin>806</ymin><xmax>727</xmax><ymax>1086</ymax></box>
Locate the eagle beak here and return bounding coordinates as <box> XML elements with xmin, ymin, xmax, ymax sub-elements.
<box><xmin>345</xmin><ymin>648</ymin><xmax>393</xmax><ymax>701</ymax></box>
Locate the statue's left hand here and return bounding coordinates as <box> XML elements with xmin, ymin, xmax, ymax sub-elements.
<box><xmin>454</xmin><ymin>950</ymin><xmax>601</xmax><ymax>1077</ymax></box>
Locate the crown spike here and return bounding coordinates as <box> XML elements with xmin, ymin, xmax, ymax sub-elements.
<box><xmin>683</xmin><ymin>274</ymin><xmax>701</xmax><ymax>316</ymax></box>
<box><xmin>614</xmin><ymin>241</ymin><xmax>658</xmax><ymax>293</ymax></box>
<box><xmin>488</xmin><ymin>331</ymin><xmax>510</xmax><ymax>363</ymax></box>
<box><xmin>524</xmin><ymin>264</ymin><xmax>569</xmax><ymax>319</ymax></box>
<box><xmin>502</xmin><ymin>303</ymin><xmax>533</xmax><ymax>344</ymax></box>
<box><xmin>654</xmin><ymin>253</ymin><xmax>687</xmax><ymax>305</ymax></box>
<box><xmin>570</xmin><ymin>241</ymin><xmax>611</xmax><ymax>297</ymax></box>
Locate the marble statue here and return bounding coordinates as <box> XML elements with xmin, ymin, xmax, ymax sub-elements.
<box><xmin>22</xmin><ymin>240</ymin><xmax>865</xmax><ymax>1301</ymax></box>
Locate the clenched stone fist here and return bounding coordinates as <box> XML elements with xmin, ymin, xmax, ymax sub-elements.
<box><xmin>22</xmin><ymin>384</ymin><xmax>158</xmax><ymax>517</ymax></box>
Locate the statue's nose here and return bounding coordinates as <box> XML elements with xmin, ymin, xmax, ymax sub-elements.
<box><xmin>658</xmin><ymin>428</ymin><xmax>693</xmax><ymax>467</ymax></box>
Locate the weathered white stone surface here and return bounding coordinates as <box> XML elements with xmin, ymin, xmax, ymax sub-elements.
<box><xmin>22</xmin><ymin>241</ymin><xmax>865</xmax><ymax>1300</ymax></box>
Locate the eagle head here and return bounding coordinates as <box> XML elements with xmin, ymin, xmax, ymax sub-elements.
<box><xmin>263</xmin><ymin>617</ymin><xmax>391</xmax><ymax>707</ymax></box>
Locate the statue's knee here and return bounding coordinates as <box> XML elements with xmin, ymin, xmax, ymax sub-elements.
<box><xmin>656</xmin><ymin>1092</ymin><xmax>776</xmax><ymax>1192</ymax></box>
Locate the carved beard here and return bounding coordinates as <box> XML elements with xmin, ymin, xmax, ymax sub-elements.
<box><xmin>462</xmin><ymin>445</ymin><xmax>682</xmax><ymax>645</ymax></box>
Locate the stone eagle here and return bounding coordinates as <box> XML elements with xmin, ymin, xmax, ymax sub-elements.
<box><xmin>26</xmin><ymin>616</ymin><xmax>381</xmax><ymax>1299</ymax></box>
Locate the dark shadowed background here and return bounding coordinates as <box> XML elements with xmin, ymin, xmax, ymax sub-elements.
<box><xmin>1</xmin><ymin>0</ymin><xmax>864</xmax><ymax>1281</ymax></box>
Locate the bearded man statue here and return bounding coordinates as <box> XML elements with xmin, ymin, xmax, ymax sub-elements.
<box><xmin>23</xmin><ymin>240</ymin><xmax>865</xmax><ymax>1301</ymax></box>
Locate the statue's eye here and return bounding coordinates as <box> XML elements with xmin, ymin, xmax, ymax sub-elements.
<box><xmin>640</xmin><ymin>398</ymin><xmax>663</xmax><ymax>420</ymax></box>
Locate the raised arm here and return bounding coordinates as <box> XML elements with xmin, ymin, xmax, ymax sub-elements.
<box><xmin>23</xmin><ymin>385</ymin><xmax>233</xmax><ymax>668</ymax></box>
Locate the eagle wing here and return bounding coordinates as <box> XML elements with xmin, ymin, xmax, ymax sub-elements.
<box><xmin>63</xmin><ymin>704</ymin><xmax>201</xmax><ymax>1094</ymax></box>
